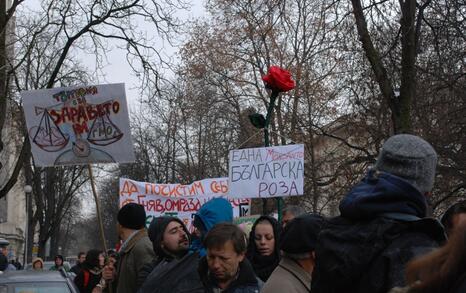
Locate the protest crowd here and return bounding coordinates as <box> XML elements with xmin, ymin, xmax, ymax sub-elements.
<box><xmin>18</xmin><ymin>134</ymin><xmax>462</xmax><ymax>293</ymax></box>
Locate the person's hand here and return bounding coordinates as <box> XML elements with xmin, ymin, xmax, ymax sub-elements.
<box><xmin>91</xmin><ymin>287</ymin><xmax>103</xmax><ymax>293</ymax></box>
<box><xmin>102</xmin><ymin>264</ymin><xmax>115</xmax><ymax>281</ymax></box>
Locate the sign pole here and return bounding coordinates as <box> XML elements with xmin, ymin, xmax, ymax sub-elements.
<box><xmin>87</xmin><ymin>164</ymin><xmax>108</xmax><ymax>253</ymax></box>
<box><xmin>263</xmin><ymin>91</ymin><xmax>283</xmax><ymax>221</ymax></box>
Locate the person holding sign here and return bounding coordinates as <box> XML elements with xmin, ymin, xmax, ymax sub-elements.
<box><xmin>104</xmin><ymin>203</ymin><xmax>155</xmax><ymax>293</ymax></box>
<box><xmin>246</xmin><ymin>216</ymin><xmax>281</xmax><ymax>282</ymax></box>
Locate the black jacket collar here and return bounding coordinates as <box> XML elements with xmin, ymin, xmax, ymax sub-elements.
<box><xmin>199</xmin><ymin>257</ymin><xmax>259</xmax><ymax>292</ymax></box>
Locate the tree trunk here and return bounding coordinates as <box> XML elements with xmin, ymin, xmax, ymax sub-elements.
<box><xmin>0</xmin><ymin>1</ymin><xmax>7</xmax><ymax>154</ymax></box>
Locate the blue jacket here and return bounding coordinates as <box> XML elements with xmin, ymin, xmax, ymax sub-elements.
<box><xmin>190</xmin><ymin>198</ymin><xmax>233</xmax><ymax>256</ymax></box>
<box><xmin>339</xmin><ymin>170</ymin><xmax>427</xmax><ymax>220</ymax></box>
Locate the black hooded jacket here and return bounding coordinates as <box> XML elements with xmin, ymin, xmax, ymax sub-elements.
<box><xmin>137</xmin><ymin>216</ymin><xmax>190</xmax><ymax>289</ymax></box>
<box><xmin>246</xmin><ymin>216</ymin><xmax>281</xmax><ymax>282</ymax></box>
<box><xmin>311</xmin><ymin>171</ymin><xmax>446</xmax><ymax>293</ymax></box>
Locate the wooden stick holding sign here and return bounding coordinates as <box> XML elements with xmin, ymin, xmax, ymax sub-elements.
<box><xmin>21</xmin><ymin>83</ymin><xmax>135</xmax><ymax>292</ymax></box>
<box><xmin>87</xmin><ymin>164</ymin><xmax>108</xmax><ymax>253</ymax></box>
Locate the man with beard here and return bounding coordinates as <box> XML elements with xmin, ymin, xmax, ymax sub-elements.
<box><xmin>138</xmin><ymin>198</ymin><xmax>234</xmax><ymax>293</ymax></box>
<box><xmin>138</xmin><ymin>216</ymin><xmax>190</xmax><ymax>288</ymax></box>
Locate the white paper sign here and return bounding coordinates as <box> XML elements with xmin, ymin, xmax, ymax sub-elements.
<box><xmin>21</xmin><ymin>83</ymin><xmax>135</xmax><ymax>166</ymax></box>
<box><xmin>119</xmin><ymin>178</ymin><xmax>251</xmax><ymax>232</ymax></box>
<box><xmin>228</xmin><ymin>144</ymin><xmax>304</xmax><ymax>198</ymax></box>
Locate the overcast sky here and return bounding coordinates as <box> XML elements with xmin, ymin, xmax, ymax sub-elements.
<box><xmin>21</xmin><ymin>0</ymin><xmax>206</xmax><ymax>106</ymax></box>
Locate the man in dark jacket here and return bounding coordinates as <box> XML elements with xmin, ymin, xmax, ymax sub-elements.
<box><xmin>200</xmin><ymin>223</ymin><xmax>262</xmax><ymax>293</ymax></box>
<box><xmin>312</xmin><ymin>134</ymin><xmax>446</xmax><ymax>293</ymax></box>
<box><xmin>138</xmin><ymin>198</ymin><xmax>233</xmax><ymax>293</ymax></box>
<box><xmin>70</xmin><ymin>251</ymin><xmax>86</xmax><ymax>275</ymax></box>
<box><xmin>262</xmin><ymin>214</ymin><xmax>324</xmax><ymax>293</ymax></box>
<box><xmin>137</xmin><ymin>216</ymin><xmax>190</xmax><ymax>288</ymax></box>
<box><xmin>104</xmin><ymin>203</ymin><xmax>155</xmax><ymax>293</ymax></box>
<box><xmin>0</xmin><ymin>242</ymin><xmax>8</xmax><ymax>272</ymax></box>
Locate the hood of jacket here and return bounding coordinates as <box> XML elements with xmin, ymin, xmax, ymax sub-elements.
<box><xmin>189</xmin><ymin>198</ymin><xmax>233</xmax><ymax>256</ymax></box>
<box><xmin>148</xmin><ymin>216</ymin><xmax>190</xmax><ymax>259</ymax></box>
<box><xmin>246</xmin><ymin>215</ymin><xmax>281</xmax><ymax>282</ymax></box>
<box><xmin>194</xmin><ymin>198</ymin><xmax>233</xmax><ymax>232</ymax></box>
<box><xmin>339</xmin><ymin>170</ymin><xmax>428</xmax><ymax>220</ymax></box>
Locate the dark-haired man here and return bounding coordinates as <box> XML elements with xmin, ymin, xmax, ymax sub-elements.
<box><xmin>138</xmin><ymin>198</ymin><xmax>234</xmax><ymax>293</ymax></box>
<box><xmin>138</xmin><ymin>216</ymin><xmax>190</xmax><ymax>289</ymax></box>
<box><xmin>199</xmin><ymin>223</ymin><xmax>262</xmax><ymax>293</ymax></box>
<box><xmin>70</xmin><ymin>251</ymin><xmax>86</xmax><ymax>275</ymax></box>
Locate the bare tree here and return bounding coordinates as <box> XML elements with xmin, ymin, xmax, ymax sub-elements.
<box><xmin>1</xmin><ymin>0</ymin><xmax>187</xmax><ymax>199</ymax></box>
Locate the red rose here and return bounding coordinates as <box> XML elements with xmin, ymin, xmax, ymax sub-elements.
<box><xmin>262</xmin><ymin>66</ymin><xmax>295</xmax><ymax>92</ymax></box>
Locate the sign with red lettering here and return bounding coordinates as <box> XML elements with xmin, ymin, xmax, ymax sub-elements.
<box><xmin>229</xmin><ymin>144</ymin><xmax>304</xmax><ymax>198</ymax></box>
<box><xmin>21</xmin><ymin>83</ymin><xmax>135</xmax><ymax>166</ymax></box>
<box><xmin>119</xmin><ymin>178</ymin><xmax>251</xmax><ymax>232</ymax></box>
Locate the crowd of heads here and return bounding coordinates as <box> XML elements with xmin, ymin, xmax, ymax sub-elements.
<box><xmin>3</xmin><ymin>134</ymin><xmax>465</xmax><ymax>293</ymax></box>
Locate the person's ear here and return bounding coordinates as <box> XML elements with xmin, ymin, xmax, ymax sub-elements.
<box><xmin>238</xmin><ymin>252</ymin><xmax>245</xmax><ymax>262</ymax></box>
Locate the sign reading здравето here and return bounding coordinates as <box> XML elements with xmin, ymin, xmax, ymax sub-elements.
<box><xmin>21</xmin><ymin>83</ymin><xmax>135</xmax><ymax>166</ymax></box>
<box><xmin>228</xmin><ymin>145</ymin><xmax>304</xmax><ymax>198</ymax></box>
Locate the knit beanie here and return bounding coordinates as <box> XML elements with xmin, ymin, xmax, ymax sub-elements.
<box><xmin>375</xmin><ymin>134</ymin><xmax>437</xmax><ymax>194</ymax></box>
<box><xmin>148</xmin><ymin>216</ymin><xmax>189</xmax><ymax>256</ymax></box>
<box><xmin>117</xmin><ymin>203</ymin><xmax>146</xmax><ymax>230</ymax></box>
<box><xmin>280</xmin><ymin>214</ymin><xmax>324</xmax><ymax>254</ymax></box>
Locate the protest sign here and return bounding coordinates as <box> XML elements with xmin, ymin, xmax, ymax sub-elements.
<box><xmin>119</xmin><ymin>178</ymin><xmax>251</xmax><ymax>232</ymax></box>
<box><xmin>21</xmin><ymin>83</ymin><xmax>135</xmax><ymax>166</ymax></box>
<box><xmin>234</xmin><ymin>215</ymin><xmax>261</xmax><ymax>236</ymax></box>
<box><xmin>228</xmin><ymin>144</ymin><xmax>304</xmax><ymax>198</ymax></box>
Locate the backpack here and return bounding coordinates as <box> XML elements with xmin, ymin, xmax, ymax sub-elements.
<box><xmin>311</xmin><ymin>216</ymin><xmax>445</xmax><ymax>293</ymax></box>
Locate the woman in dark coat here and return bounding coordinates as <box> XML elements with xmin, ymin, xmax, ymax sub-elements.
<box><xmin>246</xmin><ymin>215</ymin><xmax>281</xmax><ymax>282</ymax></box>
<box><xmin>74</xmin><ymin>249</ymin><xmax>106</xmax><ymax>293</ymax></box>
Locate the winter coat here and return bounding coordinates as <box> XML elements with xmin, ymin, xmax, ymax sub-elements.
<box><xmin>451</xmin><ymin>273</ymin><xmax>466</xmax><ymax>293</ymax></box>
<box><xmin>74</xmin><ymin>268</ymin><xmax>102</xmax><ymax>293</ymax></box>
<box><xmin>199</xmin><ymin>257</ymin><xmax>262</xmax><ymax>293</ymax></box>
<box><xmin>311</xmin><ymin>171</ymin><xmax>446</xmax><ymax>293</ymax></box>
<box><xmin>138</xmin><ymin>252</ymin><xmax>204</xmax><ymax>293</ymax></box>
<box><xmin>261</xmin><ymin>256</ymin><xmax>311</xmax><ymax>293</ymax></box>
<box><xmin>70</xmin><ymin>263</ymin><xmax>84</xmax><ymax>275</ymax></box>
<box><xmin>0</xmin><ymin>254</ymin><xmax>7</xmax><ymax>271</ymax></box>
<box><xmin>246</xmin><ymin>216</ymin><xmax>281</xmax><ymax>282</ymax></box>
<box><xmin>389</xmin><ymin>272</ymin><xmax>466</xmax><ymax>293</ymax></box>
<box><xmin>113</xmin><ymin>229</ymin><xmax>155</xmax><ymax>293</ymax></box>
<box><xmin>139</xmin><ymin>198</ymin><xmax>233</xmax><ymax>293</ymax></box>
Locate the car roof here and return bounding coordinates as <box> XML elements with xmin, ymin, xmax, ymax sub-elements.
<box><xmin>0</xmin><ymin>271</ymin><xmax>69</xmax><ymax>283</ymax></box>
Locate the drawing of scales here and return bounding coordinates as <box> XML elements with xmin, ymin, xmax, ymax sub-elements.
<box><xmin>31</xmin><ymin>100</ymin><xmax>124</xmax><ymax>165</ymax></box>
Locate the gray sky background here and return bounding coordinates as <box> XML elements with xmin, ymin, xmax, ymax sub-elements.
<box><xmin>21</xmin><ymin>0</ymin><xmax>206</xmax><ymax>106</ymax></box>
